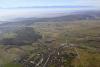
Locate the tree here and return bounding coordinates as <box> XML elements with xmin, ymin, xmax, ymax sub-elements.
<box><xmin>1</xmin><ymin>27</ymin><xmax>42</xmax><ymax>45</ymax></box>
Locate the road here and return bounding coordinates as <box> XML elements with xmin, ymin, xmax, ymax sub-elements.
<box><xmin>19</xmin><ymin>42</ymin><xmax>78</xmax><ymax>67</ymax></box>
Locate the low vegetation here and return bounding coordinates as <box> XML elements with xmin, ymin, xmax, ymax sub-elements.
<box><xmin>0</xmin><ymin>20</ymin><xmax>100</xmax><ymax>67</ymax></box>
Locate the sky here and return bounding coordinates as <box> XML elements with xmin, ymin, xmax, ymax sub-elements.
<box><xmin>0</xmin><ymin>0</ymin><xmax>99</xmax><ymax>8</ymax></box>
<box><xmin>0</xmin><ymin>0</ymin><xmax>100</xmax><ymax>21</ymax></box>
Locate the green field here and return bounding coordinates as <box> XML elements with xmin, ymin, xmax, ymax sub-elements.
<box><xmin>0</xmin><ymin>20</ymin><xmax>100</xmax><ymax>67</ymax></box>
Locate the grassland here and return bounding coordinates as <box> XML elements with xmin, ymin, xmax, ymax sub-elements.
<box><xmin>0</xmin><ymin>20</ymin><xmax>100</xmax><ymax>67</ymax></box>
<box><xmin>33</xmin><ymin>20</ymin><xmax>100</xmax><ymax>67</ymax></box>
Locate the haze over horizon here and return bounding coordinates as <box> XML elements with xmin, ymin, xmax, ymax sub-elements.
<box><xmin>0</xmin><ymin>0</ymin><xmax>100</xmax><ymax>21</ymax></box>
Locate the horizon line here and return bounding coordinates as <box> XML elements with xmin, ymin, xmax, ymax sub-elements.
<box><xmin>0</xmin><ymin>5</ymin><xmax>93</xmax><ymax>9</ymax></box>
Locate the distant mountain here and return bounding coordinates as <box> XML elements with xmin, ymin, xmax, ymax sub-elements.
<box><xmin>1</xmin><ymin>6</ymin><xmax>91</xmax><ymax>9</ymax></box>
<box><xmin>0</xmin><ymin>10</ymin><xmax>100</xmax><ymax>33</ymax></box>
<box><xmin>0</xmin><ymin>21</ymin><xmax>8</xmax><ymax>24</ymax></box>
<box><xmin>0</xmin><ymin>10</ymin><xmax>100</xmax><ymax>26</ymax></box>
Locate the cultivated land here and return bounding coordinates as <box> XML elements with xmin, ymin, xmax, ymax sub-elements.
<box><xmin>0</xmin><ymin>12</ymin><xmax>100</xmax><ymax>67</ymax></box>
